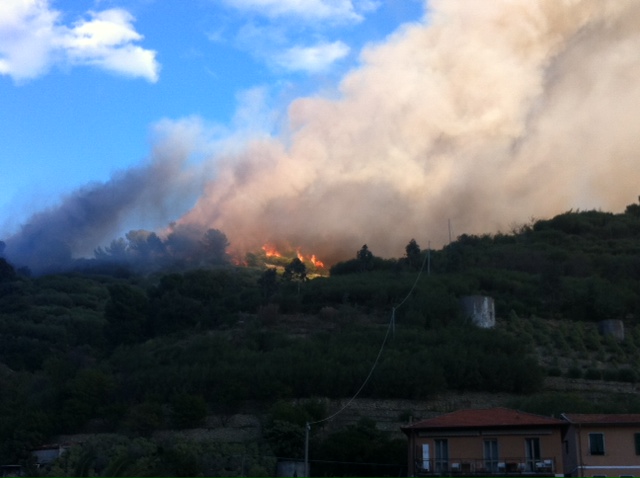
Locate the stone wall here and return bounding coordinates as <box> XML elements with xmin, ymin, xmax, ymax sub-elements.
<box><xmin>58</xmin><ymin>377</ymin><xmax>640</xmax><ymax>446</ymax></box>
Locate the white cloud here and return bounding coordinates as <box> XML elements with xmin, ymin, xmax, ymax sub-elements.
<box><xmin>63</xmin><ymin>9</ymin><xmax>143</xmax><ymax>49</ymax></box>
<box><xmin>273</xmin><ymin>41</ymin><xmax>350</xmax><ymax>73</ymax></box>
<box><xmin>233</xmin><ymin>22</ymin><xmax>349</xmax><ymax>74</ymax></box>
<box><xmin>60</xmin><ymin>9</ymin><xmax>159</xmax><ymax>81</ymax></box>
<box><xmin>223</xmin><ymin>0</ymin><xmax>379</xmax><ymax>23</ymax></box>
<box><xmin>218</xmin><ymin>0</ymin><xmax>378</xmax><ymax>76</ymax></box>
<box><xmin>0</xmin><ymin>0</ymin><xmax>59</xmax><ymax>80</ymax></box>
<box><xmin>0</xmin><ymin>0</ymin><xmax>159</xmax><ymax>82</ymax></box>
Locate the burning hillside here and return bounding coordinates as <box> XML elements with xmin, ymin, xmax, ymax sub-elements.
<box><xmin>245</xmin><ymin>243</ymin><xmax>326</xmax><ymax>275</ymax></box>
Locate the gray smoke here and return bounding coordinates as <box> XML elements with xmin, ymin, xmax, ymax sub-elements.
<box><xmin>4</xmin><ymin>0</ymin><xmax>640</xmax><ymax>271</ymax></box>
<box><xmin>2</xmin><ymin>125</ymin><xmax>201</xmax><ymax>273</ymax></box>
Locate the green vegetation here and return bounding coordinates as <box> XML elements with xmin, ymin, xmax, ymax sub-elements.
<box><xmin>47</xmin><ymin>435</ymin><xmax>275</xmax><ymax>477</ymax></box>
<box><xmin>2</xmin><ymin>200</ymin><xmax>640</xmax><ymax>474</ymax></box>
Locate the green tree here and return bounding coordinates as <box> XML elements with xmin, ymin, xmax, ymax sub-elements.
<box><xmin>356</xmin><ymin>244</ymin><xmax>374</xmax><ymax>271</ymax></box>
<box><xmin>263</xmin><ymin>401</ymin><xmax>314</xmax><ymax>459</ymax></box>
<box><xmin>258</xmin><ymin>268</ymin><xmax>278</xmax><ymax>302</ymax></box>
<box><xmin>624</xmin><ymin>196</ymin><xmax>640</xmax><ymax>217</ymax></box>
<box><xmin>283</xmin><ymin>258</ymin><xmax>307</xmax><ymax>282</ymax></box>
<box><xmin>125</xmin><ymin>230</ymin><xmax>166</xmax><ymax>262</ymax></box>
<box><xmin>200</xmin><ymin>228</ymin><xmax>230</xmax><ymax>264</ymax></box>
<box><xmin>94</xmin><ymin>238</ymin><xmax>128</xmax><ymax>262</ymax></box>
<box><xmin>170</xmin><ymin>394</ymin><xmax>207</xmax><ymax>429</ymax></box>
<box><xmin>0</xmin><ymin>258</ymin><xmax>16</xmax><ymax>282</ymax></box>
<box><xmin>2</xmin><ymin>409</ymin><xmax>53</xmax><ymax>463</ymax></box>
<box><xmin>264</xmin><ymin>420</ymin><xmax>305</xmax><ymax>459</ymax></box>
<box><xmin>104</xmin><ymin>283</ymin><xmax>149</xmax><ymax>346</ymax></box>
<box><xmin>59</xmin><ymin>368</ymin><xmax>115</xmax><ymax>432</ymax></box>
<box><xmin>315</xmin><ymin>418</ymin><xmax>405</xmax><ymax>476</ymax></box>
<box><xmin>405</xmin><ymin>239</ymin><xmax>422</xmax><ymax>270</ymax></box>
<box><xmin>124</xmin><ymin>402</ymin><xmax>164</xmax><ymax>436</ymax></box>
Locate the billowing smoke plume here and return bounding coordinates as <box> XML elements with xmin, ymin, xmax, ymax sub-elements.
<box><xmin>176</xmin><ymin>0</ymin><xmax>640</xmax><ymax>263</ymax></box>
<box><xmin>4</xmin><ymin>0</ymin><xmax>640</xmax><ymax>272</ymax></box>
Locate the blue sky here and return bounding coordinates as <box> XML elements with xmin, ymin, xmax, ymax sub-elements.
<box><xmin>0</xmin><ymin>0</ymin><xmax>423</xmax><ymax>234</ymax></box>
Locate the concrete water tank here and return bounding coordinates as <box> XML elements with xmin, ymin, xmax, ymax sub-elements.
<box><xmin>460</xmin><ymin>296</ymin><xmax>495</xmax><ymax>328</ymax></box>
<box><xmin>598</xmin><ymin>319</ymin><xmax>624</xmax><ymax>342</ymax></box>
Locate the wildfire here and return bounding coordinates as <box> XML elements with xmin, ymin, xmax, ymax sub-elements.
<box><xmin>297</xmin><ymin>249</ymin><xmax>325</xmax><ymax>269</ymax></box>
<box><xmin>310</xmin><ymin>254</ymin><xmax>325</xmax><ymax>268</ymax></box>
<box><xmin>260</xmin><ymin>243</ymin><xmax>326</xmax><ymax>270</ymax></box>
<box><xmin>262</xmin><ymin>244</ymin><xmax>282</xmax><ymax>258</ymax></box>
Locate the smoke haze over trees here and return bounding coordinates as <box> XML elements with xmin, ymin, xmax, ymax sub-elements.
<box><xmin>94</xmin><ymin>225</ymin><xmax>230</xmax><ymax>272</ymax></box>
<box><xmin>3</xmin><ymin>0</ymin><xmax>640</xmax><ymax>273</ymax></box>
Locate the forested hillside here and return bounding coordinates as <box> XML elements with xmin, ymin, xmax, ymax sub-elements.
<box><xmin>1</xmin><ymin>200</ymin><xmax>640</xmax><ymax>475</ymax></box>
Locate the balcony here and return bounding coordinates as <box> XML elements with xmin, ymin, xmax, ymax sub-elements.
<box><xmin>414</xmin><ymin>457</ymin><xmax>557</xmax><ymax>476</ymax></box>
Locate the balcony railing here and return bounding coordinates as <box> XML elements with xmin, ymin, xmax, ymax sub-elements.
<box><xmin>414</xmin><ymin>456</ymin><xmax>556</xmax><ymax>476</ymax></box>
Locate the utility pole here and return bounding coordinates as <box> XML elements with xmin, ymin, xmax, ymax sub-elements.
<box><xmin>304</xmin><ymin>422</ymin><xmax>310</xmax><ymax>477</ymax></box>
<box><xmin>391</xmin><ymin>307</ymin><xmax>396</xmax><ymax>337</ymax></box>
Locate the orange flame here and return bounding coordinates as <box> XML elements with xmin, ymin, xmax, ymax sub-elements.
<box><xmin>296</xmin><ymin>249</ymin><xmax>325</xmax><ymax>268</ymax></box>
<box><xmin>262</xmin><ymin>244</ymin><xmax>282</xmax><ymax>258</ymax></box>
<box><xmin>310</xmin><ymin>254</ymin><xmax>325</xmax><ymax>269</ymax></box>
<box><xmin>260</xmin><ymin>243</ymin><xmax>326</xmax><ymax>271</ymax></box>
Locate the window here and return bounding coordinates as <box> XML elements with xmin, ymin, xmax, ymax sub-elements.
<box><xmin>634</xmin><ymin>433</ymin><xmax>640</xmax><ymax>455</ymax></box>
<box><xmin>421</xmin><ymin>443</ymin><xmax>430</xmax><ymax>472</ymax></box>
<box><xmin>589</xmin><ymin>433</ymin><xmax>605</xmax><ymax>455</ymax></box>
<box><xmin>484</xmin><ymin>439</ymin><xmax>499</xmax><ymax>473</ymax></box>
<box><xmin>435</xmin><ymin>439</ymin><xmax>449</xmax><ymax>473</ymax></box>
<box><xmin>525</xmin><ymin>438</ymin><xmax>540</xmax><ymax>472</ymax></box>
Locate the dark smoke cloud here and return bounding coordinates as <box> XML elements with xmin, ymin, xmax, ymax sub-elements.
<box><xmin>4</xmin><ymin>0</ymin><xmax>640</xmax><ymax>272</ymax></box>
<box><xmin>2</xmin><ymin>125</ymin><xmax>202</xmax><ymax>273</ymax></box>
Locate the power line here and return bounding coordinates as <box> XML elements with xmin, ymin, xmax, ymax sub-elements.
<box><xmin>310</xmin><ymin>245</ymin><xmax>430</xmax><ymax>426</ymax></box>
<box><xmin>308</xmin><ymin>312</ymin><xmax>394</xmax><ymax>426</ymax></box>
<box><xmin>393</xmin><ymin>247</ymin><xmax>429</xmax><ymax>310</ymax></box>
<box><xmin>304</xmin><ymin>243</ymin><xmax>430</xmax><ymax>475</ymax></box>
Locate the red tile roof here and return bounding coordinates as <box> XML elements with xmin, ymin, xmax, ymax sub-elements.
<box><xmin>402</xmin><ymin>408</ymin><xmax>565</xmax><ymax>431</ymax></box>
<box><xmin>562</xmin><ymin>413</ymin><xmax>640</xmax><ymax>425</ymax></box>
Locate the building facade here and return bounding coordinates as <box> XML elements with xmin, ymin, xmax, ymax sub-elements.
<box><xmin>561</xmin><ymin>413</ymin><xmax>640</xmax><ymax>477</ymax></box>
<box><xmin>401</xmin><ymin>408</ymin><xmax>565</xmax><ymax>476</ymax></box>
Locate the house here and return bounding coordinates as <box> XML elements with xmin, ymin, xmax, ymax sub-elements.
<box><xmin>561</xmin><ymin>413</ymin><xmax>640</xmax><ymax>477</ymax></box>
<box><xmin>401</xmin><ymin>408</ymin><xmax>566</xmax><ymax>476</ymax></box>
<box><xmin>31</xmin><ymin>444</ymin><xmax>67</xmax><ymax>466</ymax></box>
<box><xmin>0</xmin><ymin>465</ymin><xmax>23</xmax><ymax>477</ymax></box>
<box><xmin>0</xmin><ymin>444</ymin><xmax>68</xmax><ymax>478</ymax></box>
